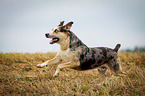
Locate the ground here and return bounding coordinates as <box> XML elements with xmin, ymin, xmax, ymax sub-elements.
<box><xmin>0</xmin><ymin>52</ymin><xmax>145</xmax><ymax>95</ymax></box>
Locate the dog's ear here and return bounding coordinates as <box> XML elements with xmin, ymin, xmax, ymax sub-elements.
<box><xmin>58</xmin><ymin>21</ymin><xmax>64</xmax><ymax>26</ymax></box>
<box><xmin>63</xmin><ymin>22</ymin><xmax>73</xmax><ymax>30</ymax></box>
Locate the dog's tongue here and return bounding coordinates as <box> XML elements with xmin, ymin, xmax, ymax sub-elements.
<box><xmin>50</xmin><ymin>38</ymin><xmax>58</xmax><ymax>44</ymax></box>
<box><xmin>52</xmin><ymin>38</ymin><xmax>58</xmax><ymax>41</ymax></box>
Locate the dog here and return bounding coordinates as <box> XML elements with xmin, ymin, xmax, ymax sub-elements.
<box><xmin>37</xmin><ymin>21</ymin><xmax>125</xmax><ymax>77</ymax></box>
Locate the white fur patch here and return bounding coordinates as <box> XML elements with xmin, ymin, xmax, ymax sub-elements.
<box><xmin>58</xmin><ymin>48</ymin><xmax>71</xmax><ymax>62</ymax></box>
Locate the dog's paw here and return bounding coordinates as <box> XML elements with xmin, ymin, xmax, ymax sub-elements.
<box><xmin>53</xmin><ymin>73</ymin><xmax>59</xmax><ymax>77</ymax></box>
<box><xmin>37</xmin><ymin>64</ymin><xmax>45</xmax><ymax>68</ymax></box>
<box><xmin>53</xmin><ymin>69</ymin><xmax>60</xmax><ymax>77</ymax></box>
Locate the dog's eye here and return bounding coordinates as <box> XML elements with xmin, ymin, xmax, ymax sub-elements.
<box><xmin>54</xmin><ymin>29</ymin><xmax>59</xmax><ymax>33</ymax></box>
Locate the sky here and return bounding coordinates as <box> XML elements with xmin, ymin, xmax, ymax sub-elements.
<box><xmin>0</xmin><ymin>0</ymin><xmax>145</xmax><ymax>53</ymax></box>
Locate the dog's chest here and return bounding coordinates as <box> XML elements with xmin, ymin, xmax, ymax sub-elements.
<box><xmin>58</xmin><ymin>48</ymin><xmax>73</xmax><ymax>62</ymax></box>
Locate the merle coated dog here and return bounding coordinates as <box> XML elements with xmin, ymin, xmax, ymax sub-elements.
<box><xmin>37</xmin><ymin>21</ymin><xmax>125</xmax><ymax>77</ymax></box>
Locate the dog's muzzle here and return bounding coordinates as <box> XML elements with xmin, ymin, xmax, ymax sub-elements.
<box><xmin>45</xmin><ymin>33</ymin><xmax>60</xmax><ymax>44</ymax></box>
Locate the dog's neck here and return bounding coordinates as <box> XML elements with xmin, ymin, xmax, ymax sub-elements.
<box><xmin>59</xmin><ymin>37</ymin><xmax>70</xmax><ymax>51</ymax></box>
<box><xmin>69</xmin><ymin>31</ymin><xmax>88</xmax><ymax>51</ymax></box>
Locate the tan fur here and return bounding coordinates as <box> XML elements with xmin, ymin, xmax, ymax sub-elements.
<box><xmin>37</xmin><ymin>27</ymin><xmax>81</xmax><ymax>76</ymax></box>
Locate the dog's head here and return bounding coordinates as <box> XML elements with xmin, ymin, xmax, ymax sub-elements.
<box><xmin>45</xmin><ymin>21</ymin><xmax>73</xmax><ymax>44</ymax></box>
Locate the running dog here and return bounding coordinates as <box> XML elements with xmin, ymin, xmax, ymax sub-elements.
<box><xmin>37</xmin><ymin>21</ymin><xmax>125</xmax><ymax>77</ymax></box>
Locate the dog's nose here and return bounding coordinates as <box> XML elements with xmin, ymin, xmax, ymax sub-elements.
<box><xmin>45</xmin><ymin>33</ymin><xmax>49</xmax><ymax>38</ymax></box>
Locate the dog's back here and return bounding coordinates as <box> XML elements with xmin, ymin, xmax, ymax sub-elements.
<box><xmin>77</xmin><ymin>45</ymin><xmax>119</xmax><ymax>70</ymax></box>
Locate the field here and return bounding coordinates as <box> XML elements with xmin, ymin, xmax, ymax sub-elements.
<box><xmin>0</xmin><ymin>52</ymin><xmax>145</xmax><ymax>95</ymax></box>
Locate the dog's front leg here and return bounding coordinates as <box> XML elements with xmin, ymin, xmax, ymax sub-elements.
<box><xmin>53</xmin><ymin>61</ymin><xmax>80</xmax><ymax>77</ymax></box>
<box><xmin>37</xmin><ymin>55</ymin><xmax>61</xmax><ymax>67</ymax></box>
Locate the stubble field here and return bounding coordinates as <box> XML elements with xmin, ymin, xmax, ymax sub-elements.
<box><xmin>0</xmin><ymin>52</ymin><xmax>145</xmax><ymax>95</ymax></box>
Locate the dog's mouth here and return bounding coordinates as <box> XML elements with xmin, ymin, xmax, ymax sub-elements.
<box><xmin>50</xmin><ymin>37</ymin><xmax>60</xmax><ymax>44</ymax></box>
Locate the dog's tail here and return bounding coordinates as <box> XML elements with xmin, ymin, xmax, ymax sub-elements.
<box><xmin>114</xmin><ymin>44</ymin><xmax>121</xmax><ymax>52</ymax></box>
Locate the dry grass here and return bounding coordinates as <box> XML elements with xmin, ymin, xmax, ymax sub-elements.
<box><xmin>0</xmin><ymin>52</ymin><xmax>145</xmax><ymax>95</ymax></box>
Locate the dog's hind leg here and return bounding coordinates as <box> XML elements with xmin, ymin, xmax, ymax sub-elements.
<box><xmin>108</xmin><ymin>58</ymin><xmax>126</xmax><ymax>76</ymax></box>
<box><xmin>98</xmin><ymin>67</ymin><xmax>107</xmax><ymax>76</ymax></box>
<box><xmin>97</xmin><ymin>66</ymin><xmax>107</xmax><ymax>84</ymax></box>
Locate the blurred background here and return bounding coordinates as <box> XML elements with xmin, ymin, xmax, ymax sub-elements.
<box><xmin>0</xmin><ymin>0</ymin><xmax>145</xmax><ymax>53</ymax></box>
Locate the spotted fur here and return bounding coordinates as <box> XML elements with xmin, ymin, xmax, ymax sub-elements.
<box><xmin>37</xmin><ymin>21</ymin><xmax>125</xmax><ymax>77</ymax></box>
